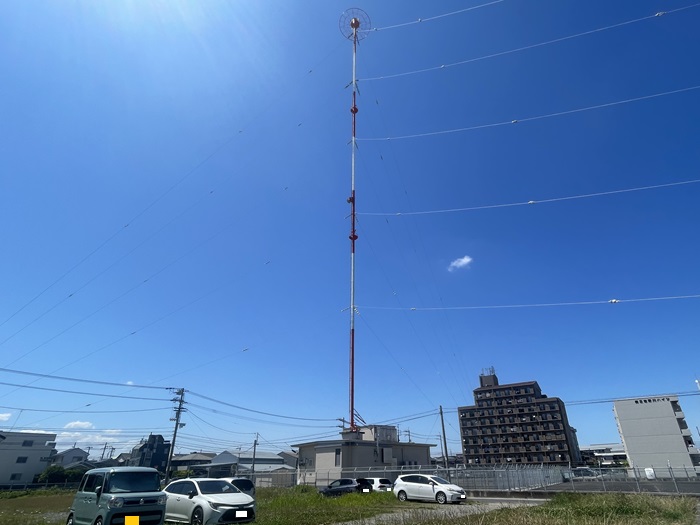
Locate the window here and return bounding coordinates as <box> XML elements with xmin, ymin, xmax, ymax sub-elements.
<box><xmin>10</xmin><ymin>473</ymin><xmax>21</xmax><ymax>481</ymax></box>
<box><xmin>334</xmin><ymin>448</ymin><xmax>341</xmax><ymax>467</ymax></box>
<box><xmin>16</xmin><ymin>457</ymin><xmax>28</xmax><ymax>463</ymax></box>
<box><xmin>81</xmin><ymin>474</ymin><xmax>104</xmax><ymax>494</ymax></box>
<box><xmin>22</xmin><ymin>440</ymin><xmax>34</xmax><ymax>447</ymax></box>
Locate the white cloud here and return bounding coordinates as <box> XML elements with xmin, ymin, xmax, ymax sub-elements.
<box><xmin>126</xmin><ymin>381</ymin><xmax>134</xmax><ymax>385</ymax></box>
<box><xmin>448</xmin><ymin>255</ymin><xmax>473</xmax><ymax>272</ymax></box>
<box><xmin>0</xmin><ymin>413</ymin><xmax>11</xmax><ymax>421</ymax></box>
<box><xmin>64</xmin><ymin>421</ymin><xmax>94</xmax><ymax>430</ymax></box>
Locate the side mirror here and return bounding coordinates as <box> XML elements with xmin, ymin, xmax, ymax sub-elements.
<box><xmin>95</xmin><ymin>486</ymin><xmax>103</xmax><ymax>500</ymax></box>
<box><xmin>188</xmin><ymin>490</ymin><xmax>196</xmax><ymax>499</ymax></box>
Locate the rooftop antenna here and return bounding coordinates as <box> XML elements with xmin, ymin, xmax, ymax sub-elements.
<box><xmin>339</xmin><ymin>7</ymin><xmax>370</xmax><ymax>432</ymax></box>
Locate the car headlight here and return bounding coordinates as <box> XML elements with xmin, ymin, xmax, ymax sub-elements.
<box><xmin>244</xmin><ymin>502</ymin><xmax>256</xmax><ymax>508</ymax></box>
<box><xmin>157</xmin><ymin>495</ymin><xmax>167</xmax><ymax>505</ymax></box>
<box><xmin>108</xmin><ymin>497</ymin><xmax>124</xmax><ymax>508</ymax></box>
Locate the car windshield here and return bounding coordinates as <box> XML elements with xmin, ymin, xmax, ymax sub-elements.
<box><xmin>106</xmin><ymin>472</ymin><xmax>161</xmax><ymax>493</ymax></box>
<box><xmin>429</xmin><ymin>476</ymin><xmax>450</xmax><ymax>485</ymax></box>
<box><xmin>379</xmin><ymin>479</ymin><xmax>391</xmax><ymax>484</ymax></box>
<box><xmin>198</xmin><ymin>480</ymin><xmax>239</xmax><ymax>495</ymax></box>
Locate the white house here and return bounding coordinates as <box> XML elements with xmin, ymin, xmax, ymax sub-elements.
<box><xmin>0</xmin><ymin>431</ymin><xmax>57</xmax><ymax>485</ymax></box>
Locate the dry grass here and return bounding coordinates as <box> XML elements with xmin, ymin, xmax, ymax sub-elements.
<box><xmin>0</xmin><ymin>488</ymin><xmax>695</xmax><ymax>525</ymax></box>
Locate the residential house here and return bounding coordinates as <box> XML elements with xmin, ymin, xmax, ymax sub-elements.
<box><xmin>51</xmin><ymin>447</ymin><xmax>89</xmax><ymax>468</ymax></box>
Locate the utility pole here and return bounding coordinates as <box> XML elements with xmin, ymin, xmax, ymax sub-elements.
<box><xmin>251</xmin><ymin>433</ymin><xmax>258</xmax><ymax>480</ymax></box>
<box><xmin>164</xmin><ymin>388</ymin><xmax>186</xmax><ymax>483</ymax></box>
<box><xmin>439</xmin><ymin>406</ymin><xmax>450</xmax><ymax>480</ymax></box>
<box><xmin>100</xmin><ymin>443</ymin><xmax>109</xmax><ymax>461</ymax></box>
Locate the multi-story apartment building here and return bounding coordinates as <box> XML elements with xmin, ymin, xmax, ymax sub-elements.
<box><xmin>0</xmin><ymin>431</ymin><xmax>57</xmax><ymax>484</ymax></box>
<box><xmin>614</xmin><ymin>395</ymin><xmax>700</xmax><ymax>469</ymax></box>
<box><xmin>458</xmin><ymin>369</ymin><xmax>580</xmax><ymax>466</ymax></box>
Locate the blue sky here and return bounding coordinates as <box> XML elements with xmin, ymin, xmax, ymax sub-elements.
<box><xmin>1</xmin><ymin>0</ymin><xmax>699</xmax><ymax>459</ymax></box>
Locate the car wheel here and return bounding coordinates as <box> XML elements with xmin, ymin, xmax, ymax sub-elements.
<box><xmin>65</xmin><ymin>516</ymin><xmax>73</xmax><ymax>525</ymax></box>
<box><xmin>191</xmin><ymin>507</ymin><xmax>204</xmax><ymax>525</ymax></box>
<box><xmin>397</xmin><ymin>490</ymin><xmax>408</xmax><ymax>502</ymax></box>
<box><xmin>436</xmin><ymin>492</ymin><xmax>447</xmax><ymax>504</ymax></box>
<box><xmin>94</xmin><ymin>519</ymin><xmax>103</xmax><ymax>525</ymax></box>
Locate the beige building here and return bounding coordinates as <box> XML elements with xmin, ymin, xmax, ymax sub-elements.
<box><xmin>294</xmin><ymin>425</ymin><xmax>434</xmax><ymax>486</ymax></box>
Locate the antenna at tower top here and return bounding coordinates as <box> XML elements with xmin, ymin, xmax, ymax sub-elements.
<box><xmin>339</xmin><ymin>8</ymin><xmax>371</xmax><ymax>41</ymax></box>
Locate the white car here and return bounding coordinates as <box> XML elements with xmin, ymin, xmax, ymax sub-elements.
<box><xmin>392</xmin><ymin>474</ymin><xmax>466</xmax><ymax>504</ymax></box>
<box><xmin>163</xmin><ymin>478</ymin><xmax>256</xmax><ymax>524</ymax></box>
<box><xmin>361</xmin><ymin>477</ymin><xmax>394</xmax><ymax>492</ymax></box>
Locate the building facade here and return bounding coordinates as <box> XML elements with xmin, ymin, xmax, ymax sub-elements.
<box><xmin>579</xmin><ymin>443</ymin><xmax>627</xmax><ymax>466</ymax></box>
<box><xmin>613</xmin><ymin>395</ymin><xmax>700</xmax><ymax>469</ymax></box>
<box><xmin>126</xmin><ymin>434</ymin><xmax>171</xmax><ymax>471</ymax></box>
<box><xmin>0</xmin><ymin>431</ymin><xmax>57</xmax><ymax>484</ymax></box>
<box><xmin>294</xmin><ymin>426</ymin><xmax>434</xmax><ymax>486</ymax></box>
<box><xmin>458</xmin><ymin>369</ymin><xmax>580</xmax><ymax>466</ymax></box>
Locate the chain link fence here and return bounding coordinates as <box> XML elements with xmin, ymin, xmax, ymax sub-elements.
<box><xmin>4</xmin><ymin>465</ymin><xmax>700</xmax><ymax>495</ymax></box>
<box><xmin>301</xmin><ymin>464</ymin><xmax>700</xmax><ymax>495</ymax></box>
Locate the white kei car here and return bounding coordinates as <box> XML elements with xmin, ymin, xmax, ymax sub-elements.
<box><xmin>392</xmin><ymin>474</ymin><xmax>466</xmax><ymax>504</ymax></box>
<box><xmin>163</xmin><ymin>478</ymin><xmax>256</xmax><ymax>524</ymax></box>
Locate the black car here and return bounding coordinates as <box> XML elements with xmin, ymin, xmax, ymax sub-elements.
<box><xmin>319</xmin><ymin>478</ymin><xmax>372</xmax><ymax>496</ymax></box>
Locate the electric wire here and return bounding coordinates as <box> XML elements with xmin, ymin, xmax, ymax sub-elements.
<box><xmin>356</xmin><ymin>314</ymin><xmax>436</xmax><ymax>407</ymax></box>
<box><xmin>358</xmin><ymin>85</ymin><xmax>700</xmax><ymax>141</ymax></box>
<box><xmin>0</xmin><ymin>286</ymin><xmax>218</xmax><ymax>402</ymax></box>
<box><xmin>0</xmin><ymin>367</ymin><xmax>174</xmax><ymax>390</ymax></box>
<box><xmin>186</xmin><ymin>393</ymin><xmax>338</xmax><ymax>423</ymax></box>
<box><xmin>3</xmin><ymin>211</ymin><xmax>244</xmax><ymax>366</ymax></box>
<box><xmin>0</xmin><ymin>41</ymin><xmax>346</xmax><ymax>334</ymax></box>
<box><xmin>186</xmin><ymin>403</ymin><xmax>338</xmax><ymax>430</ymax></box>
<box><xmin>0</xmin><ymin>381</ymin><xmax>170</xmax><ymax>401</ymax></box>
<box><xmin>360</xmin><ymin>179</ymin><xmax>700</xmax><ymax>216</ymax></box>
<box><xmin>360</xmin><ymin>3</ymin><xmax>700</xmax><ymax>81</ymax></box>
<box><xmin>565</xmin><ymin>390</ymin><xmax>700</xmax><ymax>406</ymax></box>
<box><xmin>359</xmin><ymin>294</ymin><xmax>700</xmax><ymax>311</ymax></box>
<box><xmin>363</xmin><ymin>0</ymin><xmax>505</xmax><ymax>32</ymax></box>
<box><xmin>0</xmin><ymin>404</ymin><xmax>170</xmax><ymax>414</ymax></box>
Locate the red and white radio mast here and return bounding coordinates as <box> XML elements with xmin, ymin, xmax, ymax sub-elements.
<box><xmin>339</xmin><ymin>8</ymin><xmax>370</xmax><ymax>432</ymax></box>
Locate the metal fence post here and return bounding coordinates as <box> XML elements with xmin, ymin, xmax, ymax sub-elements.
<box><xmin>669</xmin><ymin>464</ymin><xmax>679</xmax><ymax>494</ymax></box>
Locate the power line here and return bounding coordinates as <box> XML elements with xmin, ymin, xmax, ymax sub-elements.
<box><xmin>188</xmin><ymin>402</ymin><xmax>337</xmax><ymax>430</ymax></box>
<box><xmin>364</xmin><ymin>0</ymin><xmax>504</xmax><ymax>32</ymax></box>
<box><xmin>360</xmin><ymin>3</ymin><xmax>700</xmax><ymax>81</ymax></box>
<box><xmin>565</xmin><ymin>390</ymin><xmax>700</xmax><ymax>406</ymax></box>
<box><xmin>0</xmin><ymin>367</ymin><xmax>174</xmax><ymax>390</ymax></box>
<box><xmin>359</xmin><ymin>85</ymin><xmax>700</xmax><ymax>141</ymax></box>
<box><xmin>186</xmin><ymin>392</ymin><xmax>338</xmax><ymax>423</ymax></box>
<box><xmin>0</xmin><ymin>404</ymin><xmax>170</xmax><ymax>414</ymax></box>
<box><xmin>0</xmin><ymin>381</ymin><xmax>171</xmax><ymax>401</ymax></box>
<box><xmin>0</xmin><ymin>41</ymin><xmax>346</xmax><ymax>335</ymax></box>
<box><xmin>359</xmin><ymin>179</ymin><xmax>700</xmax><ymax>216</ymax></box>
<box><xmin>359</xmin><ymin>294</ymin><xmax>700</xmax><ymax>311</ymax></box>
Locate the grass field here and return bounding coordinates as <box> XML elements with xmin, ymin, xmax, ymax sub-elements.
<box><xmin>0</xmin><ymin>487</ymin><xmax>695</xmax><ymax>525</ymax></box>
